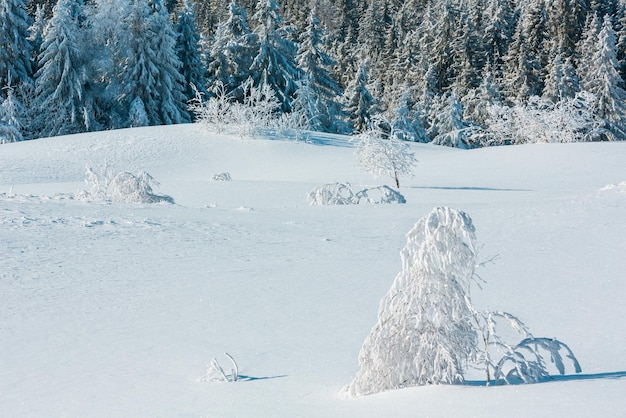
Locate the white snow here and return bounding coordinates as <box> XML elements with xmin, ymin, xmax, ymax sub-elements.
<box><xmin>1</xmin><ymin>124</ymin><xmax>625</xmax><ymax>417</ymax></box>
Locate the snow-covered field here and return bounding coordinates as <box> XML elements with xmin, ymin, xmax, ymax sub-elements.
<box><xmin>1</xmin><ymin>124</ymin><xmax>625</xmax><ymax>417</ymax></box>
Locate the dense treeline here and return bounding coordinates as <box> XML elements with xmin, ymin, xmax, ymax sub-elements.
<box><xmin>2</xmin><ymin>0</ymin><xmax>626</xmax><ymax>145</ymax></box>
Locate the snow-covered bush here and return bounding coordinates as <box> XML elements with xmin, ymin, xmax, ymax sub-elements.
<box><xmin>307</xmin><ymin>182</ymin><xmax>357</xmax><ymax>205</ymax></box>
<box><xmin>307</xmin><ymin>183</ymin><xmax>406</xmax><ymax>205</ymax></box>
<box><xmin>355</xmin><ymin>115</ymin><xmax>417</xmax><ymax>188</ymax></box>
<box><xmin>477</xmin><ymin>93</ymin><xmax>599</xmax><ymax>145</ymax></box>
<box><xmin>189</xmin><ymin>78</ymin><xmax>283</xmax><ymax>139</ymax></box>
<box><xmin>76</xmin><ymin>164</ymin><xmax>174</xmax><ymax>204</ymax></box>
<box><xmin>354</xmin><ymin>185</ymin><xmax>406</xmax><ymax>204</ymax></box>
<box><xmin>198</xmin><ymin>353</ymin><xmax>239</xmax><ymax>383</ymax></box>
<box><xmin>212</xmin><ymin>172</ymin><xmax>232</xmax><ymax>181</ymax></box>
<box><xmin>344</xmin><ymin>207</ymin><xmax>581</xmax><ymax>397</ymax></box>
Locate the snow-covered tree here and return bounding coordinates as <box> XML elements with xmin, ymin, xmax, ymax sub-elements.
<box><xmin>117</xmin><ymin>0</ymin><xmax>190</xmax><ymax>126</ymax></box>
<box><xmin>32</xmin><ymin>0</ymin><xmax>93</xmax><ymax>137</ymax></box>
<box><xmin>0</xmin><ymin>82</ymin><xmax>24</xmax><ymax>143</ymax></box>
<box><xmin>583</xmin><ymin>16</ymin><xmax>626</xmax><ymax>140</ymax></box>
<box><xmin>543</xmin><ymin>54</ymin><xmax>580</xmax><ymax>102</ymax></box>
<box><xmin>175</xmin><ymin>0</ymin><xmax>206</xmax><ymax>102</ymax></box>
<box><xmin>208</xmin><ymin>0</ymin><xmax>258</xmax><ymax>100</ymax></box>
<box><xmin>296</xmin><ymin>9</ymin><xmax>344</xmax><ymax>132</ymax></box>
<box><xmin>429</xmin><ymin>94</ymin><xmax>474</xmax><ymax>148</ymax></box>
<box><xmin>0</xmin><ymin>0</ymin><xmax>34</xmax><ymax>91</ymax></box>
<box><xmin>355</xmin><ymin>114</ymin><xmax>417</xmax><ymax>188</ymax></box>
<box><xmin>344</xmin><ymin>207</ymin><xmax>479</xmax><ymax>396</ymax></box>
<box><xmin>249</xmin><ymin>0</ymin><xmax>299</xmax><ymax>112</ymax></box>
<box><xmin>344</xmin><ymin>60</ymin><xmax>378</xmax><ymax>133</ymax></box>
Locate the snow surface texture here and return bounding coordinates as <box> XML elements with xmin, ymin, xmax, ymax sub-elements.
<box><xmin>1</xmin><ymin>124</ymin><xmax>626</xmax><ymax>417</ymax></box>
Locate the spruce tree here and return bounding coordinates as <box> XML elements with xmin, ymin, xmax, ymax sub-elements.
<box><xmin>207</xmin><ymin>0</ymin><xmax>258</xmax><ymax>100</ymax></box>
<box><xmin>344</xmin><ymin>60</ymin><xmax>378</xmax><ymax>133</ymax></box>
<box><xmin>0</xmin><ymin>0</ymin><xmax>34</xmax><ymax>92</ymax></box>
<box><xmin>250</xmin><ymin>0</ymin><xmax>299</xmax><ymax>112</ymax></box>
<box><xmin>296</xmin><ymin>10</ymin><xmax>343</xmax><ymax>132</ymax></box>
<box><xmin>0</xmin><ymin>82</ymin><xmax>24</xmax><ymax>143</ymax></box>
<box><xmin>584</xmin><ymin>16</ymin><xmax>626</xmax><ymax>140</ymax></box>
<box><xmin>33</xmin><ymin>0</ymin><xmax>92</xmax><ymax>137</ymax></box>
<box><xmin>175</xmin><ymin>0</ymin><xmax>207</xmax><ymax>102</ymax></box>
<box><xmin>118</xmin><ymin>0</ymin><xmax>190</xmax><ymax>126</ymax></box>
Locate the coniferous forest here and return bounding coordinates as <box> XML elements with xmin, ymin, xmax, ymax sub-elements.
<box><xmin>2</xmin><ymin>0</ymin><xmax>626</xmax><ymax>146</ymax></box>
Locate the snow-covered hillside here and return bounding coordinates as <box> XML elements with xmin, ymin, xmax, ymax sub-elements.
<box><xmin>1</xmin><ymin>124</ymin><xmax>625</xmax><ymax>417</ymax></box>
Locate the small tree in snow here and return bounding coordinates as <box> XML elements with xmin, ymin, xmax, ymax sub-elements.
<box><xmin>355</xmin><ymin>115</ymin><xmax>417</xmax><ymax>188</ymax></box>
<box><xmin>0</xmin><ymin>81</ymin><xmax>24</xmax><ymax>143</ymax></box>
<box><xmin>344</xmin><ymin>207</ymin><xmax>581</xmax><ymax>397</ymax></box>
<box><xmin>344</xmin><ymin>207</ymin><xmax>479</xmax><ymax>396</ymax></box>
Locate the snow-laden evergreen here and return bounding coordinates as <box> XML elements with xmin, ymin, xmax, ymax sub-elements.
<box><xmin>117</xmin><ymin>0</ymin><xmax>190</xmax><ymax>127</ymax></box>
<box><xmin>249</xmin><ymin>0</ymin><xmax>299</xmax><ymax>112</ymax></box>
<box><xmin>0</xmin><ymin>82</ymin><xmax>24</xmax><ymax>143</ymax></box>
<box><xmin>32</xmin><ymin>0</ymin><xmax>93</xmax><ymax>137</ymax></box>
<box><xmin>0</xmin><ymin>0</ymin><xmax>33</xmax><ymax>91</ymax></box>
<box><xmin>295</xmin><ymin>10</ymin><xmax>343</xmax><ymax>132</ymax></box>
<box><xmin>584</xmin><ymin>16</ymin><xmax>626</xmax><ymax>140</ymax></box>
<box><xmin>208</xmin><ymin>0</ymin><xmax>258</xmax><ymax>100</ymax></box>
<box><xmin>175</xmin><ymin>0</ymin><xmax>206</xmax><ymax>103</ymax></box>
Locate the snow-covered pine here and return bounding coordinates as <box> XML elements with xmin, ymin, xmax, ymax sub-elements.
<box><xmin>295</xmin><ymin>9</ymin><xmax>344</xmax><ymax>133</ymax></box>
<box><xmin>355</xmin><ymin>114</ymin><xmax>416</xmax><ymax>188</ymax></box>
<box><xmin>175</xmin><ymin>0</ymin><xmax>206</xmax><ymax>103</ymax></box>
<box><xmin>0</xmin><ymin>81</ymin><xmax>24</xmax><ymax>143</ymax></box>
<box><xmin>32</xmin><ymin>0</ymin><xmax>91</xmax><ymax>137</ymax></box>
<box><xmin>207</xmin><ymin>0</ymin><xmax>258</xmax><ymax>101</ymax></box>
<box><xmin>249</xmin><ymin>0</ymin><xmax>299</xmax><ymax>112</ymax></box>
<box><xmin>583</xmin><ymin>16</ymin><xmax>626</xmax><ymax>140</ymax></box>
<box><xmin>118</xmin><ymin>0</ymin><xmax>189</xmax><ymax>127</ymax></box>
<box><xmin>343</xmin><ymin>207</ymin><xmax>480</xmax><ymax>397</ymax></box>
<box><xmin>344</xmin><ymin>60</ymin><xmax>378</xmax><ymax>134</ymax></box>
<box><xmin>0</xmin><ymin>0</ymin><xmax>33</xmax><ymax>91</ymax></box>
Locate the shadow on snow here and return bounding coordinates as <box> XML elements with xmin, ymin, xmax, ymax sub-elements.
<box><xmin>463</xmin><ymin>371</ymin><xmax>626</xmax><ymax>387</ymax></box>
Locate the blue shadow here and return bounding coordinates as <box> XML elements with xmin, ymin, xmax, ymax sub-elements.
<box><xmin>464</xmin><ymin>371</ymin><xmax>626</xmax><ymax>387</ymax></box>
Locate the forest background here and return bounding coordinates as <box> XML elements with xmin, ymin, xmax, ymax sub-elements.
<box><xmin>2</xmin><ymin>0</ymin><xmax>626</xmax><ymax>146</ymax></box>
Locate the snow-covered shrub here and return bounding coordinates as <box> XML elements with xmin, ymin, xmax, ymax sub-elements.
<box><xmin>474</xmin><ymin>310</ymin><xmax>581</xmax><ymax>385</ymax></box>
<box><xmin>188</xmin><ymin>82</ymin><xmax>232</xmax><ymax>134</ymax></box>
<box><xmin>480</xmin><ymin>93</ymin><xmax>599</xmax><ymax>145</ymax></box>
<box><xmin>354</xmin><ymin>185</ymin><xmax>406</xmax><ymax>204</ymax></box>
<box><xmin>108</xmin><ymin>171</ymin><xmax>173</xmax><ymax>204</ymax></box>
<box><xmin>76</xmin><ymin>164</ymin><xmax>174</xmax><ymax>204</ymax></box>
<box><xmin>355</xmin><ymin>115</ymin><xmax>417</xmax><ymax>188</ymax></box>
<box><xmin>307</xmin><ymin>183</ymin><xmax>406</xmax><ymax>205</ymax></box>
<box><xmin>198</xmin><ymin>353</ymin><xmax>239</xmax><ymax>383</ymax></box>
<box><xmin>344</xmin><ymin>207</ymin><xmax>581</xmax><ymax>397</ymax></box>
<box><xmin>212</xmin><ymin>172</ymin><xmax>232</xmax><ymax>181</ymax></box>
<box><xmin>307</xmin><ymin>182</ymin><xmax>357</xmax><ymax>205</ymax></box>
<box><xmin>344</xmin><ymin>207</ymin><xmax>479</xmax><ymax>396</ymax></box>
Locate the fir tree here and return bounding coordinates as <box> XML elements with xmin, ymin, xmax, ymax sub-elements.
<box><xmin>0</xmin><ymin>81</ymin><xmax>24</xmax><ymax>143</ymax></box>
<box><xmin>207</xmin><ymin>0</ymin><xmax>258</xmax><ymax>100</ymax></box>
<box><xmin>296</xmin><ymin>10</ymin><xmax>343</xmax><ymax>132</ymax></box>
<box><xmin>0</xmin><ymin>0</ymin><xmax>34</xmax><ymax>91</ymax></box>
<box><xmin>175</xmin><ymin>0</ymin><xmax>207</xmax><ymax>102</ymax></box>
<box><xmin>118</xmin><ymin>0</ymin><xmax>190</xmax><ymax>126</ymax></box>
<box><xmin>584</xmin><ymin>16</ymin><xmax>626</xmax><ymax>140</ymax></box>
<box><xmin>250</xmin><ymin>0</ymin><xmax>299</xmax><ymax>112</ymax></box>
<box><xmin>33</xmin><ymin>0</ymin><xmax>92</xmax><ymax>137</ymax></box>
<box><xmin>344</xmin><ymin>59</ymin><xmax>378</xmax><ymax>133</ymax></box>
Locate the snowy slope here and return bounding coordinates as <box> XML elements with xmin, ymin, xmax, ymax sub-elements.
<box><xmin>1</xmin><ymin>124</ymin><xmax>625</xmax><ymax>417</ymax></box>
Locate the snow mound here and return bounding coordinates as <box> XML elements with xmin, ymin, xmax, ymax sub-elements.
<box><xmin>600</xmin><ymin>181</ymin><xmax>626</xmax><ymax>193</ymax></box>
<box><xmin>307</xmin><ymin>183</ymin><xmax>405</xmax><ymax>205</ymax></box>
